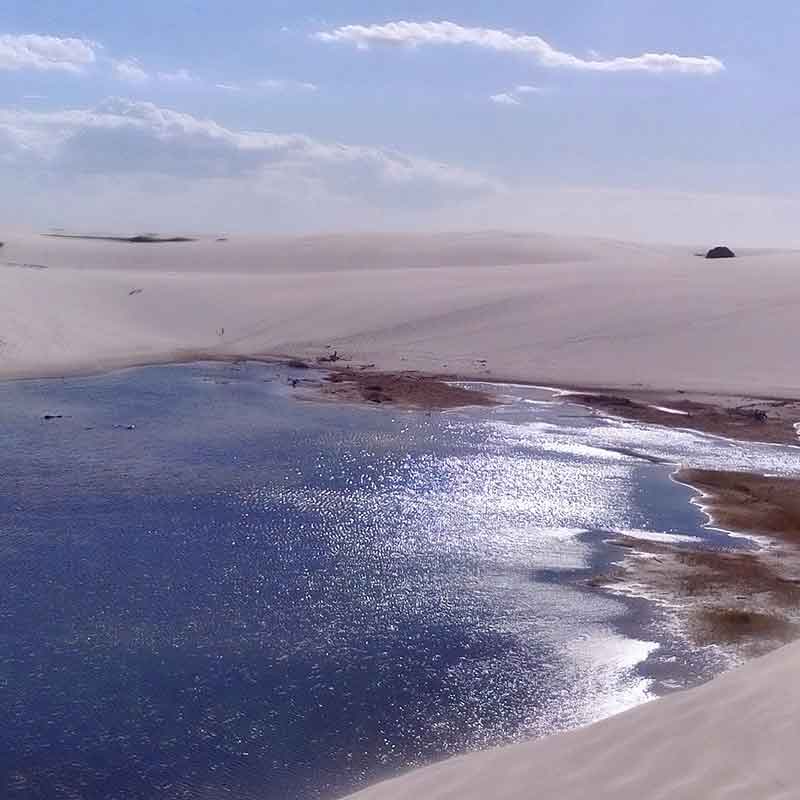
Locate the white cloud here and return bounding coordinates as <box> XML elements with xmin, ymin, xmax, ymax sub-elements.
<box><xmin>259</xmin><ymin>78</ymin><xmax>319</xmax><ymax>93</ymax></box>
<box><xmin>0</xmin><ymin>99</ymin><xmax>495</xmax><ymax>202</ymax></box>
<box><xmin>158</xmin><ymin>68</ymin><xmax>194</xmax><ymax>83</ymax></box>
<box><xmin>0</xmin><ymin>33</ymin><xmax>97</xmax><ymax>72</ymax></box>
<box><xmin>215</xmin><ymin>79</ymin><xmax>318</xmax><ymax>94</ymax></box>
<box><xmin>490</xmin><ymin>93</ymin><xmax>520</xmax><ymax>106</ymax></box>
<box><xmin>113</xmin><ymin>58</ymin><xmax>149</xmax><ymax>83</ymax></box>
<box><xmin>115</xmin><ymin>62</ymin><xmax>197</xmax><ymax>85</ymax></box>
<box><xmin>490</xmin><ymin>84</ymin><xmax>551</xmax><ymax>107</ymax></box>
<box><xmin>315</xmin><ymin>21</ymin><xmax>724</xmax><ymax>75</ymax></box>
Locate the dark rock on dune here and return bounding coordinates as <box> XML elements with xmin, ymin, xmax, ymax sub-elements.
<box><xmin>43</xmin><ymin>233</ymin><xmax>195</xmax><ymax>244</ymax></box>
<box><xmin>706</xmin><ymin>246</ymin><xmax>736</xmax><ymax>259</ymax></box>
<box><xmin>127</xmin><ymin>235</ymin><xmax>194</xmax><ymax>243</ymax></box>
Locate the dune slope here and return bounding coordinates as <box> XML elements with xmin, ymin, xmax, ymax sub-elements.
<box><xmin>1</xmin><ymin>231</ymin><xmax>799</xmax><ymax>396</ymax></box>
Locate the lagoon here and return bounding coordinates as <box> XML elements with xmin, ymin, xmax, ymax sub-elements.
<box><xmin>2</xmin><ymin>362</ymin><xmax>798</xmax><ymax>800</ymax></box>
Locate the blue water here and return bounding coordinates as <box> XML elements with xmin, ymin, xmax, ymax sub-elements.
<box><xmin>1</xmin><ymin>363</ymin><xmax>797</xmax><ymax>800</ymax></box>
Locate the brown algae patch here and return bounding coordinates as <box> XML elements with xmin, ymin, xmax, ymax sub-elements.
<box><xmin>321</xmin><ymin>369</ymin><xmax>498</xmax><ymax>411</ymax></box>
<box><xmin>598</xmin><ymin>468</ymin><xmax>800</xmax><ymax>658</ymax></box>
<box><xmin>674</xmin><ymin>468</ymin><xmax>800</xmax><ymax>543</ymax></box>
<box><xmin>567</xmin><ymin>392</ymin><xmax>800</xmax><ymax>445</ymax></box>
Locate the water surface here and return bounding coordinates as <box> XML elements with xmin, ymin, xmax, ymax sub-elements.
<box><xmin>2</xmin><ymin>363</ymin><xmax>798</xmax><ymax>800</ymax></box>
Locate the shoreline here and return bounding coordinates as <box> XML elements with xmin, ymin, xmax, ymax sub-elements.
<box><xmin>16</xmin><ymin>354</ymin><xmax>800</xmax><ymax>657</ymax></box>
<box><xmin>5</xmin><ymin>350</ymin><xmax>799</xmax><ymax>444</ymax></box>
<box><xmin>562</xmin><ymin>389</ymin><xmax>800</xmax><ymax>446</ymax></box>
<box><xmin>598</xmin><ymin>471</ymin><xmax>800</xmax><ymax>659</ymax></box>
<box><xmin>340</xmin><ymin>467</ymin><xmax>800</xmax><ymax>800</ymax></box>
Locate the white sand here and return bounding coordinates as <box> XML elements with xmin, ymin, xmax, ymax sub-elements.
<box><xmin>2</xmin><ymin>231</ymin><xmax>799</xmax><ymax>396</ymax></box>
<box><xmin>3</xmin><ymin>229</ymin><xmax>800</xmax><ymax>798</ymax></box>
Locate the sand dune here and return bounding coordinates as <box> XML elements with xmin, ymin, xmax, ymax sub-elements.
<box><xmin>2</xmin><ymin>231</ymin><xmax>799</xmax><ymax>397</ymax></box>
<box><xmin>3</xmin><ymin>229</ymin><xmax>800</xmax><ymax>799</ymax></box>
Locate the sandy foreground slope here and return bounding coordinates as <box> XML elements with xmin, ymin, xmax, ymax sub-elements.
<box><xmin>1</xmin><ymin>231</ymin><xmax>799</xmax><ymax>396</ymax></box>
<box><xmin>3</xmin><ymin>230</ymin><xmax>800</xmax><ymax>799</ymax></box>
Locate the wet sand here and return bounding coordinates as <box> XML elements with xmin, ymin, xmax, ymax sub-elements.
<box><xmin>565</xmin><ymin>390</ymin><xmax>800</xmax><ymax>445</ymax></box>
<box><xmin>675</xmin><ymin>468</ymin><xmax>800</xmax><ymax>541</ymax></box>
<box><xmin>322</xmin><ymin>369</ymin><xmax>497</xmax><ymax>410</ymax></box>
<box><xmin>597</xmin><ymin>468</ymin><xmax>800</xmax><ymax>658</ymax></box>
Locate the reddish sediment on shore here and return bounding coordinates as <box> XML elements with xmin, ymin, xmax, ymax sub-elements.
<box><xmin>675</xmin><ymin>468</ymin><xmax>800</xmax><ymax>542</ymax></box>
<box><xmin>599</xmin><ymin>468</ymin><xmax>800</xmax><ymax>656</ymax></box>
<box><xmin>566</xmin><ymin>391</ymin><xmax>800</xmax><ymax>445</ymax></box>
<box><xmin>321</xmin><ymin>369</ymin><xmax>498</xmax><ymax>410</ymax></box>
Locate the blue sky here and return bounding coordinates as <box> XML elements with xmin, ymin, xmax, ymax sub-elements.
<box><xmin>2</xmin><ymin>2</ymin><xmax>799</xmax><ymax>242</ymax></box>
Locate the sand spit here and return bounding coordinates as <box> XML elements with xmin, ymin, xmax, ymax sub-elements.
<box><xmin>593</xmin><ymin>467</ymin><xmax>800</xmax><ymax>660</ymax></box>
<box><xmin>566</xmin><ymin>391</ymin><xmax>800</xmax><ymax>445</ymax></box>
<box><xmin>599</xmin><ymin>532</ymin><xmax>800</xmax><ymax>659</ymax></box>
<box><xmin>597</xmin><ymin>467</ymin><xmax>800</xmax><ymax>662</ymax></box>
<box><xmin>675</xmin><ymin>468</ymin><xmax>800</xmax><ymax>541</ymax></box>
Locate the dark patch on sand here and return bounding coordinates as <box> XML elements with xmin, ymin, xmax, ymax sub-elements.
<box><xmin>694</xmin><ymin>608</ymin><xmax>799</xmax><ymax>646</ymax></box>
<box><xmin>43</xmin><ymin>233</ymin><xmax>195</xmax><ymax>244</ymax></box>
<box><xmin>567</xmin><ymin>392</ymin><xmax>800</xmax><ymax>445</ymax></box>
<box><xmin>597</xmin><ymin>469</ymin><xmax>800</xmax><ymax>658</ymax></box>
<box><xmin>323</xmin><ymin>370</ymin><xmax>498</xmax><ymax>411</ymax></box>
<box><xmin>675</xmin><ymin>468</ymin><xmax>800</xmax><ymax>543</ymax></box>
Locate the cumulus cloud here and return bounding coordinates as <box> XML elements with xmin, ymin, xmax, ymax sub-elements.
<box><xmin>315</xmin><ymin>20</ymin><xmax>724</xmax><ymax>75</ymax></box>
<box><xmin>114</xmin><ymin>61</ymin><xmax>195</xmax><ymax>84</ymax></box>
<box><xmin>515</xmin><ymin>85</ymin><xmax>548</xmax><ymax>94</ymax></box>
<box><xmin>215</xmin><ymin>79</ymin><xmax>319</xmax><ymax>94</ymax></box>
<box><xmin>490</xmin><ymin>93</ymin><xmax>520</xmax><ymax>106</ymax></box>
<box><xmin>490</xmin><ymin>84</ymin><xmax>550</xmax><ymax>106</ymax></box>
<box><xmin>112</xmin><ymin>59</ymin><xmax>149</xmax><ymax>83</ymax></box>
<box><xmin>158</xmin><ymin>68</ymin><xmax>194</xmax><ymax>83</ymax></box>
<box><xmin>0</xmin><ymin>33</ymin><xmax>98</xmax><ymax>72</ymax></box>
<box><xmin>0</xmin><ymin>99</ymin><xmax>495</xmax><ymax>201</ymax></box>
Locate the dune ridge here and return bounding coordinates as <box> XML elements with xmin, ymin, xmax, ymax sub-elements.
<box><xmin>2</xmin><ymin>231</ymin><xmax>800</xmax><ymax>398</ymax></box>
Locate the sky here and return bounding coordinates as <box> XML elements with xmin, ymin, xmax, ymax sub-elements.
<box><xmin>2</xmin><ymin>1</ymin><xmax>800</xmax><ymax>243</ymax></box>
